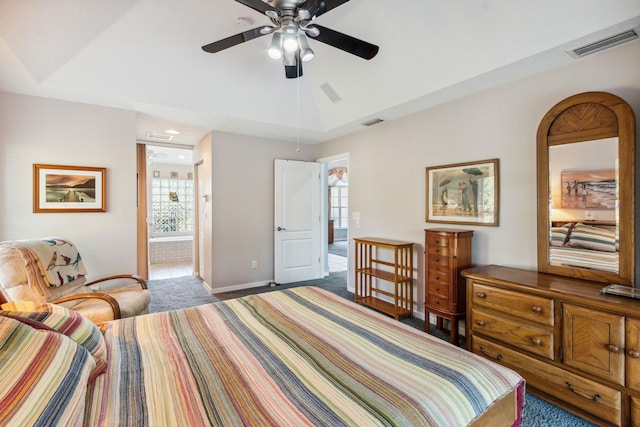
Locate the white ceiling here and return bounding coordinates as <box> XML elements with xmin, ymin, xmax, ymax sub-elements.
<box><xmin>1</xmin><ymin>0</ymin><xmax>639</xmax><ymax>146</ymax></box>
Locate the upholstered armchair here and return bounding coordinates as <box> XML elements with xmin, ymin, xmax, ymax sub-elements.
<box><xmin>0</xmin><ymin>237</ymin><xmax>151</xmax><ymax>323</ymax></box>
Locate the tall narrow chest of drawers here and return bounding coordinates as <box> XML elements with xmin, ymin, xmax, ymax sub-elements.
<box><xmin>424</xmin><ymin>228</ymin><xmax>473</xmax><ymax>344</ymax></box>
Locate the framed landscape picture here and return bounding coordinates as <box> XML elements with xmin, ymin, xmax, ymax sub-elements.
<box><xmin>560</xmin><ymin>169</ymin><xmax>616</xmax><ymax>210</ymax></box>
<box><xmin>425</xmin><ymin>158</ymin><xmax>499</xmax><ymax>226</ymax></box>
<box><xmin>33</xmin><ymin>164</ymin><xmax>106</xmax><ymax>213</ymax></box>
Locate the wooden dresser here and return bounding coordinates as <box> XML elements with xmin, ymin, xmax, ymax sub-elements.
<box><xmin>424</xmin><ymin>228</ymin><xmax>473</xmax><ymax>344</ymax></box>
<box><xmin>464</xmin><ymin>265</ymin><xmax>640</xmax><ymax>427</ymax></box>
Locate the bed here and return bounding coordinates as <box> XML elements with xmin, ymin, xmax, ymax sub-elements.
<box><xmin>549</xmin><ymin>221</ymin><xmax>618</xmax><ymax>273</ymax></box>
<box><xmin>1</xmin><ymin>286</ymin><xmax>524</xmax><ymax>426</ymax></box>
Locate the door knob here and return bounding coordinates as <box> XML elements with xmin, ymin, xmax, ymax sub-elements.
<box><xmin>276</xmin><ymin>226</ymin><xmax>286</xmax><ymax>231</ymax></box>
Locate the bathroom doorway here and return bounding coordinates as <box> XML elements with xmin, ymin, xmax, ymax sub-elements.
<box><xmin>145</xmin><ymin>145</ymin><xmax>195</xmax><ymax>280</ymax></box>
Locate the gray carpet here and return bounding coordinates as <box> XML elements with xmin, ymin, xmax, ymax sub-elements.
<box><xmin>328</xmin><ymin>240</ymin><xmax>348</xmax><ymax>257</ymax></box>
<box><xmin>147</xmin><ymin>273</ymin><xmax>597</xmax><ymax>427</ymax></box>
<box><xmin>147</xmin><ymin>275</ymin><xmax>219</xmax><ymax>313</ymax></box>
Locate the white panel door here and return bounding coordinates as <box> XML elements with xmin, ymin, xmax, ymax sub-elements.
<box><xmin>274</xmin><ymin>159</ymin><xmax>321</xmax><ymax>284</ymax></box>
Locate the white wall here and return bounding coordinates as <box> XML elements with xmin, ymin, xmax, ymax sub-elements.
<box><xmin>0</xmin><ymin>93</ymin><xmax>138</xmax><ymax>280</ymax></box>
<box><xmin>202</xmin><ymin>131</ymin><xmax>316</xmax><ymax>290</ymax></box>
<box><xmin>316</xmin><ymin>41</ymin><xmax>640</xmax><ymax>316</ymax></box>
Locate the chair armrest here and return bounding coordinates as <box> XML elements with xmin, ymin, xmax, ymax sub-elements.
<box><xmin>85</xmin><ymin>274</ymin><xmax>148</xmax><ymax>290</ymax></box>
<box><xmin>52</xmin><ymin>293</ymin><xmax>122</xmax><ymax>320</ymax></box>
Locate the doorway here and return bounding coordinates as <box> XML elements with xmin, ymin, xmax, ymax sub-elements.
<box><xmin>145</xmin><ymin>145</ymin><xmax>195</xmax><ymax>280</ymax></box>
<box><xmin>326</xmin><ymin>156</ymin><xmax>349</xmax><ymax>274</ymax></box>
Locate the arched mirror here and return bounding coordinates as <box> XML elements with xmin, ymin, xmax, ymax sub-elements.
<box><xmin>537</xmin><ymin>92</ymin><xmax>636</xmax><ymax>286</ymax></box>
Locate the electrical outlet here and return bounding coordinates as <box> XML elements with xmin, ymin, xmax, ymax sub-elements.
<box><xmin>251</xmin><ymin>260</ymin><xmax>257</xmax><ymax>269</ymax></box>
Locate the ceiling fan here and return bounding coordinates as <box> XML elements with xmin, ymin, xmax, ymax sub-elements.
<box><xmin>202</xmin><ymin>0</ymin><xmax>379</xmax><ymax>78</ymax></box>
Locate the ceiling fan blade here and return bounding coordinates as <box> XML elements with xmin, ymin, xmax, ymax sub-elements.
<box><xmin>301</xmin><ymin>0</ymin><xmax>351</xmax><ymax>19</ymax></box>
<box><xmin>308</xmin><ymin>24</ymin><xmax>378</xmax><ymax>60</ymax></box>
<box><xmin>234</xmin><ymin>0</ymin><xmax>277</xmax><ymax>15</ymax></box>
<box><xmin>201</xmin><ymin>27</ymin><xmax>267</xmax><ymax>54</ymax></box>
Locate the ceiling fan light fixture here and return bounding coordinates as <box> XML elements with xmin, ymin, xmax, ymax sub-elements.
<box><xmin>297</xmin><ymin>9</ymin><xmax>310</xmax><ymax>20</ymax></box>
<box><xmin>265</xmin><ymin>10</ymin><xmax>279</xmax><ymax>20</ymax></box>
<box><xmin>283</xmin><ymin>48</ymin><xmax>297</xmax><ymax>66</ymax></box>
<box><xmin>283</xmin><ymin>31</ymin><xmax>299</xmax><ymax>52</ymax></box>
<box><xmin>304</xmin><ymin>25</ymin><xmax>320</xmax><ymax>38</ymax></box>
<box><xmin>201</xmin><ymin>0</ymin><xmax>379</xmax><ymax>78</ymax></box>
<box><xmin>268</xmin><ymin>32</ymin><xmax>283</xmax><ymax>59</ymax></box>
<box><xmin>298</xmin><ymin>35</ymin><xmax>314</xmax><ymax>61</ymax></box>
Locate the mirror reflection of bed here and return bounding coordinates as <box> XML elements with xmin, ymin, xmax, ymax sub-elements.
<box><xmin>548</xmin><ymin>138</ymin><xmax>619</xmax><ymax>274</ymax></box>
<box><xmin>549</xmin><ymin>220</ymin><xmax>618</xmax><ymax>273</ymax></box>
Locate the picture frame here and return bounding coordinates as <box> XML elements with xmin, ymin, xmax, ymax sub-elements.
<box><xmin>425</xmin><ymin>158</ymin><xmax>499</xmax><ymax>226</ymax></box>
<box><xmin>560</xmin><ymin>169</ymin><xmax>615</xmax><ymax>210</ymax></box>
<box><xmin>33</xmin><ymin>164</ymin><xmax>106</xmax><ymax>213</ymax></box>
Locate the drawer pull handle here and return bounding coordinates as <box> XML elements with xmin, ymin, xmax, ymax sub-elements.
<box><xmin>476</xmin><ymin>320</ymin><xmax>486</xmax><ymax>327</ymax></box>
<box><xmin>435</xmin><ymin>257</ymin><xmax>439</xmax><ymax>262</ymax></box>
<box><xmin>479</xmin><ymin>346</ymin><xmax>502</xmax><ymax>361</ymax></box>
<box><xmin>435</xmin><ymin>249</ymin><xmax>440</xmax><ymax>253</ymax></box>
<box><xmin>566</xmin><ymin>382</ymin><xmax>601</xmax><ymax>401</ymax></box>
<box><xmin>476</xmin><ymin>292</ymin><xmax>486</xmax><ymax>299</ymax></box>
<box><xmin>435</xmin><ymin>275</ymin><xmax>439</xmax><ymax>280</ymax></box>
<box><xmin>435</xmin><ymin>240</ymin><xmax>440</xmax><ymax>244</ymax></box>
<box><xmin>435</xmin><ymin>266</ymin><xmax>440</xmax><ymax>271</ymax></box>
<box><xmin>608</xmin><ymin>344</ymin><xmax>621</xmax><ymax>354</ymax></box>
<box><xmin>628</xmin><ymin>349</ymin><xmax>640</xmax><ymax>358</ymax></box>
<box><xmin>531</xmin><ymin>306</ymin><xmax>542</xmax><ymax>313</ymax></box>
<box><xmin>435</xmin><ymin>287</ymin><xmax>440</xmax><ymax>291</ymax></box>
<box><xmin>531</xmin><ymin>337</ymin><xmax>542</xmax><ymax>346</ymax></box>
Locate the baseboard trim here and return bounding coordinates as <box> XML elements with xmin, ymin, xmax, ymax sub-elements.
<box><xmin>212</xmin><ymin>280</ymin><xmax>271</xmax><ymax>294</ymax></box>
<box><xmin>200</xmin><ymin>280</ymin><xmax>212</xmax><ymax>294</ymax></box>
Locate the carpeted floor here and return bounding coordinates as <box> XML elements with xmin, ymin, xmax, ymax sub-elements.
<box><xmin>328</xmin><ymin>240</ymin><xmax>348</xmax><ymax>257</ymax></box>
<box><xmin>147</xmin><ymin>273</ymin><xmax>597</xmax><ymax>427</ymax></box>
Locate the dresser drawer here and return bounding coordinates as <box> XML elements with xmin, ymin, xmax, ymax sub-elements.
<box><xmin>473</xmin><ymin>336</ymin><xmax>621</xmax><ymax>426</ymax></box>
<box><xmin>427</xmin><ymin>252</ymin><xmax>449</xmax><ymax>267</ymax></box>
<box><xmin>427</xmin><ymin>235</ymin><xmax>449</xmax><ymax>247</ymax></box>
<box><xmin>471</xmin><ymin>308</ymin><xmax>554</xmax><ymax>360</ymax></box>
<box><xmin>427</xmin><ymin>245</ymin><xmax>449</xmax><ymax>257</ymax></box>
<box><xmin>470</xmin><ymin>281</ymin><xmax>554</xmax><ymax>326</ymax></box>
<box><xmin>428</xmin><ymin>267</ymin><xmax>450</xmax><ymax>284</ymax></box>
<box><xmin>427</xmin><ymin>279</ymin><xmax>449</xmax><ymax>296</ymax></box>
<box><xmin>427</xmin><ymin>292</ymin><xmax>450</xmax><ymax>309</ymax></box>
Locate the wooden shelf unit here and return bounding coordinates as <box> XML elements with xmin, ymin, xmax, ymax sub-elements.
<box><xmin>354</xmin><ymin>237</ymin><xmax>414</xmax><ymax>320</ymax></box>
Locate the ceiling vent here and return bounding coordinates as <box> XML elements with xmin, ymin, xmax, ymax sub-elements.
<box><xmin>320</xmin><ymin>82</ymin><xmax>342</xmax><ymax>103</ymax></box>
<box><xmin>361</xmin><ymin>118</ymin><xmax>384</xmax><ymax>127</ymax></box>
<box><xmin>145</xmin><ymin>132</ymin><xmax>174</xmax><ymax>141</ymax></box>
<box><xmin>569</xmin><ymin>29</ymin><xmax>638</xmax><ymax>58</ymax></box>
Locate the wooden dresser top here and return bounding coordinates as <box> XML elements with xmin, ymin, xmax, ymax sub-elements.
<box><xmin>462</xmin><ymin>265</ymin><xmax>640</xmax><ymax>316</ymax></box>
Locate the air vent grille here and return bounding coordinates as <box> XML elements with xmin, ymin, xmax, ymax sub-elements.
<box><xmin>569</xmin><ymin>29</ymin><xmax>638</xmax><ymax>58</ymax></box>
<box><xmin>320</xmin><ymin>83</ymin><xmax>342</xmax><ymax>103</ymax></box>
<box><xmin>362</xmin><ymin>118</ymin><xmax>384</xmax><ymax>127</ymax></box>
<box><xmin>145</xmin><ymin>132</ymin><xmax>174</xmax><ymax>141</ymax></box>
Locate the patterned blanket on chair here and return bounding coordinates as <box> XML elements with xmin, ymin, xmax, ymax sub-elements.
<box><xmin>12</xmin><ymin>238</ymin><xmax>87</xmax><ymax>288</ymax></box>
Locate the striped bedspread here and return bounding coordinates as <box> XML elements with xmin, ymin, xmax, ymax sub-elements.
<box><xmin>86</xmin><ymin>287</ymin><xmax>523</xmax><ymax>426</ymax></box>
<box><xmin>549</xmin><ymin>246</ymin><xmax>619</xmax><ymax>273</ymax></box>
